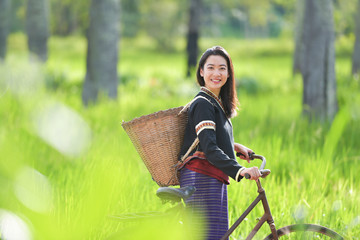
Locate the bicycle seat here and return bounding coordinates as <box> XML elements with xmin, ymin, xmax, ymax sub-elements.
<box><xmin>156</xmin><ymin>186</ymin><xmax>196</xmax><ymax>203</ymax></box>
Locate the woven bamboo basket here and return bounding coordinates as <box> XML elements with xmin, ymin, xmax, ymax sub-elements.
<box><xmin>122</xmin><ymin>106</ymin><xmax>188</xmax><ymax>186</ymax></box>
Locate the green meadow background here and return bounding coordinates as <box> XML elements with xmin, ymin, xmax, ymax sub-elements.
<box><xmin>0</xmin><ymin>33</ymin><xmax>359</xmax><ymax>239</ymax></box>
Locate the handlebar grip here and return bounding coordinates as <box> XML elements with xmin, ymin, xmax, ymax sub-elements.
<box><xmin>236</xmin><ymin>152</ymin><xmax>255</xmax><ymax>159</ymax></box>
<box><xmin>244</xmin><ymin>169</ymin><xmax>270</xmax><ymax>179</ymax></box>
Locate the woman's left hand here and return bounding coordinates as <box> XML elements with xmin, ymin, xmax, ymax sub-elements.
<box><xmin>234</xmin><ymin>143</ymin><xmax>254</xmax><ymax>163</ymax></box>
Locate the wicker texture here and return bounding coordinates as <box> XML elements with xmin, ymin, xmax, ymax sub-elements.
<box><xmin>122</xmin><ymin>107</ymin><xmax>188</xmax><ymax>186</ymax></box>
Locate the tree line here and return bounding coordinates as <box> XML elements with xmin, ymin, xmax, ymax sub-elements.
<box><xmin>0</xmin><ymin>0</ymin><xmax>359</xmax><ymax>122</ymax></box>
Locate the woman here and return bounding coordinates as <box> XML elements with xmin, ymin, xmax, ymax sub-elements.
<box><xmin>178</xmin><ymin>46</ymin><xmax>261</xmax><ymax>240</ymax></box>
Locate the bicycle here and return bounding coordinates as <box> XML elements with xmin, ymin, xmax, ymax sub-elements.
<box><xmin>154</xmin><ymin>154</ymin><xmax>344</xmax><ymax>239</ymax></box>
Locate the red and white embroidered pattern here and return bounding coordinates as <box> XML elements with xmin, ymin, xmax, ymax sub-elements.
<box><xmin>195</xmin><ymin>120</ymin><xmax>216</xmax><ymax>135</ymax></box>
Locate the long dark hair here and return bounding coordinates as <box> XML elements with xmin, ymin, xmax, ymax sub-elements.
<box><xmin>196</xmin><ymin>46</ymin><xmax>239</xmax><ymax>118</ymax></box>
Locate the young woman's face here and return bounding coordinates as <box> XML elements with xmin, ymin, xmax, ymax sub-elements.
<box><xmin>200</xmin><ymin>55</ymin><xmax>229</xmax><ymax>96</ymax></box>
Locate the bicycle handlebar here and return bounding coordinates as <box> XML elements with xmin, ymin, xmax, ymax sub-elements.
<box><xmin>243</xmin><ymin>153</ymin><xmax>269</xmax><ymax>179</ymax></box>
<box><xmin>251</xmin><ymin>154</ymin><xmax>266</xmax><ymax>170</ymax></box>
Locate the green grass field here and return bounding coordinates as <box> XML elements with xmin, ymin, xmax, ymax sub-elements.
<box><xmin>0</xmin><ymin>34</ymin><xmax>359</xmax><ymax>239</ymax></box>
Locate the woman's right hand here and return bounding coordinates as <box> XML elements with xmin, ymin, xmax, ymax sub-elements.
<box><xmin>240</xmin><ymin>167</ymin><xmax>261</xmax><ymax>180</ymax></box>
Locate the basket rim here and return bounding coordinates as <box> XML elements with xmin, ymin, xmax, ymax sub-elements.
<box><xmin>121</xmin><ymin>106</ymin><xmax>185</xmax><ymax>127</ymax></box>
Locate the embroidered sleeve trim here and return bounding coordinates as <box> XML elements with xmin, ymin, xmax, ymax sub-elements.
<box><xmin>236</xmin><ymin>167</ymin><xmax>246</xmax><ymax>182</ymax></box>
<box><xmin>195</xmin><ymin>120</ymin><xmax>216</xmax><ymax>135</ymax></box>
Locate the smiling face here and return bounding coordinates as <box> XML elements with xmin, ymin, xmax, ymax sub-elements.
<box><xmin>200</xmin><ymin>55</ymin><xmax>229</xmax><ymax>97</ymax></box>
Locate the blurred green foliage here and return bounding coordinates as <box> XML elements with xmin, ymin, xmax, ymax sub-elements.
<box><xmin>0</xmin><ymin>33</ymin><xmax>359</xmax><ymax>239</ymax></box>
<box><xmin>7</xmin><ymin>0</ymin><xmax>359</xmax><ymax>51</ymax></box>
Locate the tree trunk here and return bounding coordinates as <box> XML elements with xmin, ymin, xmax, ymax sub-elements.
<box><xmin>26</xmin><ymin>0</ymin><xmax>49</xmax><ymax>62</ymax></box>
<box><xmin>293</xmin><ymin>0</ymin><xmax>305</xmax><ymax>74</ymax></box>
<box><xmin>0</xmin><ymin>0</ymin><xmax>10</xmax><ymax>61</ymax></box>
<box><xmin>295</xmin><ymin>0</ymin><xmax>338</xmax><ymax>122</ymax></box>
<box><xmin>52</xmin><ymin>2</ymin><xmax>76</xmax><ymax>36</ymax></box>
<box><xmin>186</xmin><ymin>0</ymin><xmax>202</xmax><ymax>77</ymax></box>
<box><xmin>82</xmin><ymin>0</ymin><xmax>120</xmax><ymax>105</ymax></box>
<box><xmin>352</xmin><ymin>0</ymin><xmax>360</xmax><ymax>76</ymax></box>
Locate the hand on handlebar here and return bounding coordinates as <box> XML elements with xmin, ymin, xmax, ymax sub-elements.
<box><xmin>237</xmin><ymin>154</ymin><xmax>270</xmax><ymax>180</ymax></box>
<box><xmin>240</xmin><ymin>167</ymin><xmax>261</xmax><ymax>181</ymax></box>
<box><xmin>234</xmin><ymin>143</ymin><xmax>254</xmax><ymax>163</ymax></box>
<box><xmin>236</xmin><ymin>151</ymin><xmax>255</xmax><ymax>163</ymax></box>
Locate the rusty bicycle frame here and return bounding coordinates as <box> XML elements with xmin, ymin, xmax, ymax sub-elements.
<box><xmin>111</xmin><ymin>152</ymin><xmax>344</xmax><ymax>239</ymax></box>
<box><xmin>153</xmin><ymin>154</ymin><xmax>343</xmax><ymax>239</ymax></box>
<box><xmin>220</xmin><ymin>155</ymin><xmax>279</xmax><ymax>240</ymax></box>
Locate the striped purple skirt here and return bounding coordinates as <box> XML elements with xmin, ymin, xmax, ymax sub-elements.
<box><xmin>180</xmin><ymin>167</ymin><xmax>228</xmax><ymax>240</ymax></box>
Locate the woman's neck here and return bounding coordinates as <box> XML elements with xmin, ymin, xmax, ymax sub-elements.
<box><xmin>201</xmin><ymin>86</ymin><xmax>220</xmax><ymax>98</ymax></box>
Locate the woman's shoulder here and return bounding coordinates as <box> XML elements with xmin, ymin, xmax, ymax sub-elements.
<box><xmin>190</xmin><ymin>93</ymin><xmax>214</xmax><ymax>109</ymax></box>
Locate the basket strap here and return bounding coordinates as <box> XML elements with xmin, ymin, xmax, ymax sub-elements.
<box><xmin>178</xmin><ymin>96</ymin><xmax>211</xmax><ymax>115</ymax></box>
<box><xmin>171</xmin><ymin>95</ymin><xmax>211</xmax><ymax>185</ymax></box>
<box><xmin>178</xmin><ymin>95</ymin><xmax>212</xmax><ymax>162</ymax></box>
<box><xmin>180</xmin><ymin>137</ymin><xmax>199</xmax><ymax>162</ymax></box>
<box><xmin>169</xmin><ymin>137</ymin><xmax>199</xmax><ymax>185</ymax></box>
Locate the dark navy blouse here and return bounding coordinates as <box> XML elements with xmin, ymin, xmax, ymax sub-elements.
<box><xmin>179</xmin><ymin>87</ymin><xmax>244</xmax><ymax>181</ymax></box>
